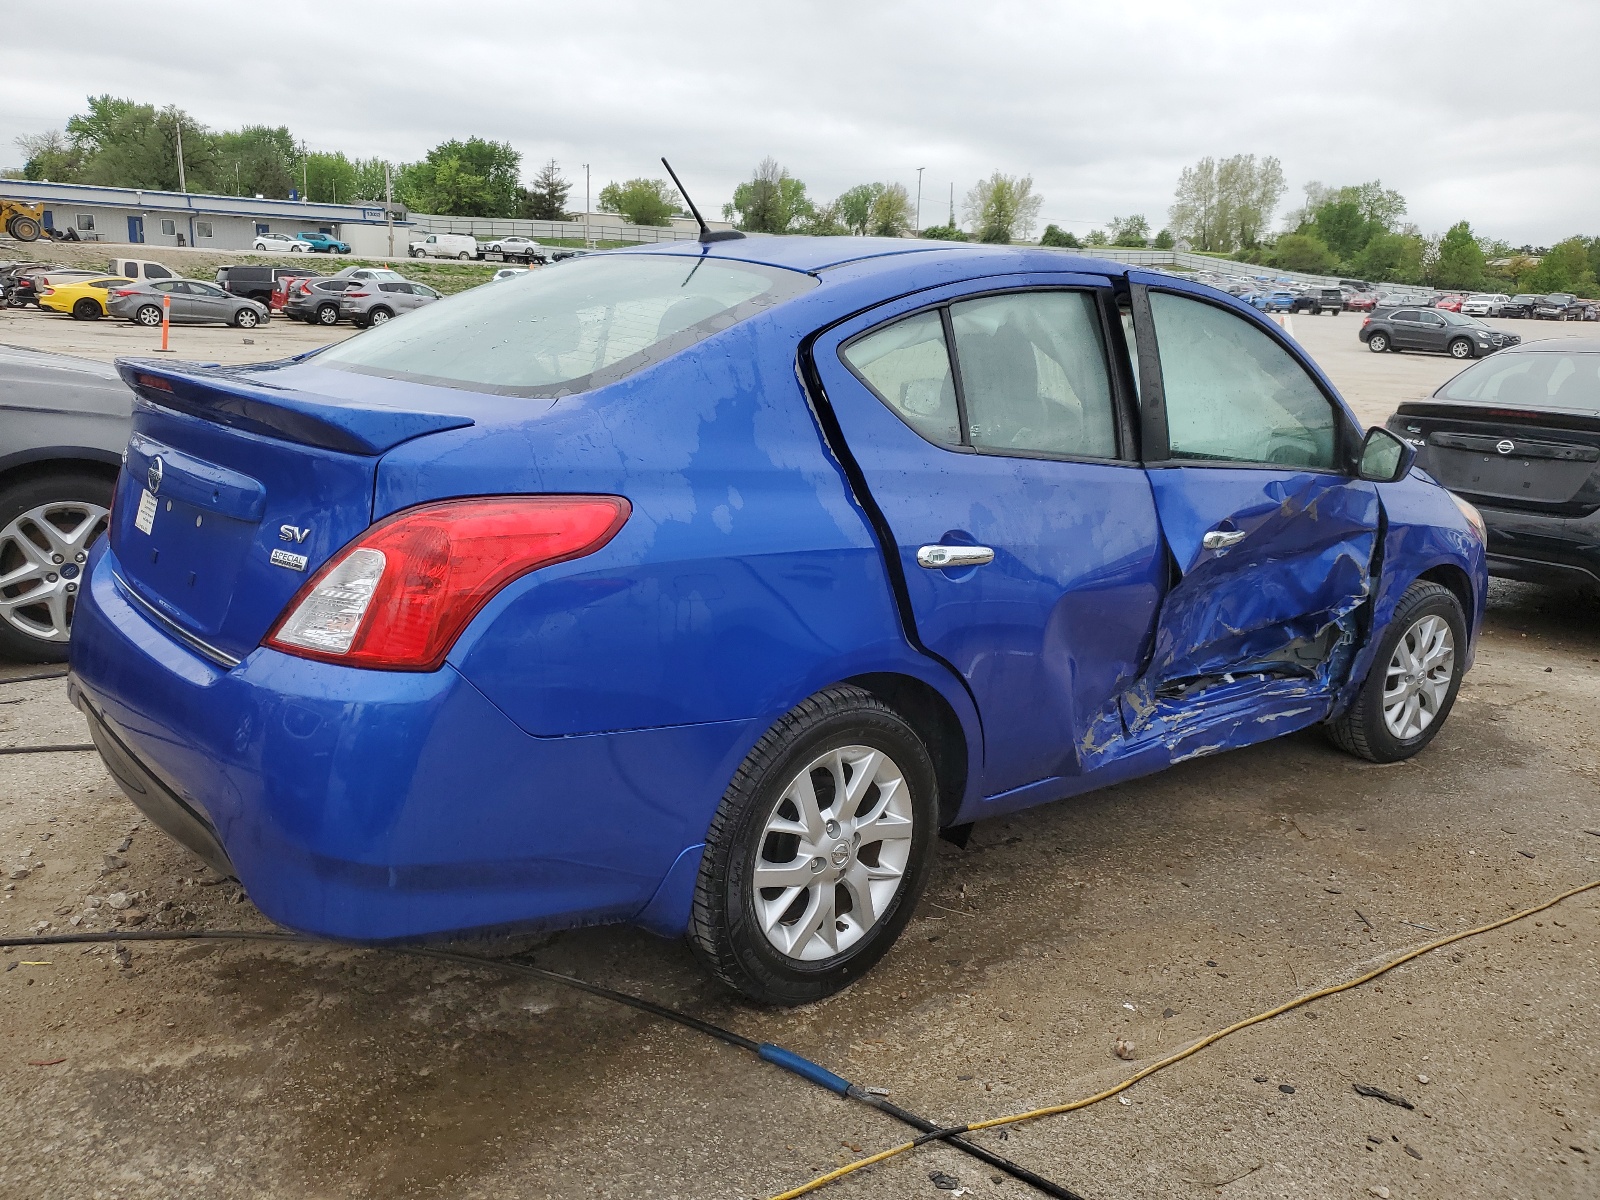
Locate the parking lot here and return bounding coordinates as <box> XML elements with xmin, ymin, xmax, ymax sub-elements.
<box><xmin>2</xmin><ymin>291</ymin><xmax>1598</xmax><ymax>1200</ymax></box>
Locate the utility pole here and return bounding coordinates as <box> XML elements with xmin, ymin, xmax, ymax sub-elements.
<box><xmin>385</xmin><ymin>162</ymin><xmax>394</xmax><ymax>257</ymax></box>
<box><xmin>916</xmin><ymin>167</ymin><xmax>924</xmax><ymax>233</ymax></box>
<box><xmin>172</xmin><ymin>111</ymin><xmax>187</xmax><ymax>193</ymax></box>
<box><xmin>301</xmin><ymin>141</ymin><xmax>309</xmax><ymax>202</ymax></box>
<box><xmin>949</xmin><ymin>182</ymin><xmax>955</xmax><ymax>227</ymax></box>
<box><xmin>583</xmin><ymin>163</ymin><xmax>591</xmax><ymax>248</ymax></box>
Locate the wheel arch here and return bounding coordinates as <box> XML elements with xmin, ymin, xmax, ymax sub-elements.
<box><xmin>0</xmin><ymin>450</ymin><xmax>121</xmax><ymax>494</ymax></box>
<box><xmin>845</xmin><ymin>671</ymin><xmax>970</xmax><ymax>829</ymax></box>
<box><xmin>1418</xmin><ymin>562</ymin><xmax>1476</xmax><ymax>631</ymax></box>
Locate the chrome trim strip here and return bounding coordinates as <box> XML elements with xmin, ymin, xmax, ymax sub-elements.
<box><xmin>111</xmin><ymin>571</ymin><xmax>242</xmax><ymax>669</ymax></box>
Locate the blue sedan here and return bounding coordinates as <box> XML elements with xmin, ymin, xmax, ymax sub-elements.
<box><xmin>69</xmin><ymin>238</ymin><xmax>1486</xmax><ymax>1004</ymax></box>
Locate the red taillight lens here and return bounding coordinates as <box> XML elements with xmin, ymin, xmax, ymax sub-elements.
<box><xmin>1362</xmin><ymin>316</ymin><xmax>1371</xmax><ymax>326</ymax></box>
<box><xmin>38</xmin><ymin>287</ymin><xmax>54</xmax><ymax>295</ymax></box>
<box><xmin>345</xmin><ymin>290</ymin><xmax>370</xmax><ymax>298</ymax></box>
<box><xmin>265</xmin><ymin>496</ymin><xmax>631</xmax><ymax>671</ymax></box>
<box><xmin>112</xmin><ymin>288</ymin><xmax>138</xmax><ymax>297</ymax></box>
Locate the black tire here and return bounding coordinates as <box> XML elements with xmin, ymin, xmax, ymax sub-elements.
<box><xmin>1448</xmin><ymin>337</ymin><xmax>1473</xmax><ymax>359</ymax></box>
<box><xmin>367</xmin><ymin>307</ymin><xmax>393</xmax><ymax>325</ymax></box>
<box><xmin>1366</xmin><ymin>331</ymin><xmax>1390</xmax><ymax>353</ymax></box>
<box><xmin>315</xmin><ymin>303</ymin><xmax>340</xmax><ymax>326</ymax></box>
<box><xmin>1326</xmin><ymin>581</ymin><xmax>1466</xmax><ymax>764</ymax></box>
<box><xmin>457</xmin><ymin>251</ymin><xmax>470</xmax><ymax>260</ymax></box>
<box><xmin>134</xmin><ymin>304</ymin><xmax>163</xmax><ymax>327</ymax></box>
<box><xmin>688</xmin><ymin>685</ymin><xmax>940</xmax><ymax>1005</ymax></box>
<box><xmin>72</xmin><ymin>299</ymin><xmax>101</xmax><ymax>320</ymax></box>
<box><xmin>233</xmin><ymin>308</ymin><xmax>260</xmax><ymax>329</ymax></box>
<box><xmin>409</xmin><ymin>247</ymin><xmax>423</xmax><ymax>257</ymax></box>
<box><xmin>7</xmin><ymin>215</ymin><xmax>42</xmax><ymax>241</ymax></box>
<box><xmin>0</xmin><ymin>471</ymin><xmax>113</xmax><ymax>662</ymax></box>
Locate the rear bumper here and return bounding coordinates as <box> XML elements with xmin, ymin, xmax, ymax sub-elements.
<box><xmin>69</xmin><ymin>542</ymin><xmax>757</xmax><ymax>942</ymax></box>
<box><xmin>1481</xmin><ymin>503</ymin><xmax>1600</xmax><ymax>590</ymax></box>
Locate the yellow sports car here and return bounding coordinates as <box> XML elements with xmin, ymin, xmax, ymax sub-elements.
<box><xmin>36</xmin><ymin>276</ymin><xmax>134</xmax><ymax>320</ymax></box>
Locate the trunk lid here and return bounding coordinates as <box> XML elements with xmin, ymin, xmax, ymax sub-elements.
<box><xmin>1394</xmin><ymin>400</ymin><xmax>1600</xmax><ymax>516</ymax></box>
<box><xmin>108</xmin><ymin>359</ymin><xmax>476</xmax><ymax>662</ymax></box>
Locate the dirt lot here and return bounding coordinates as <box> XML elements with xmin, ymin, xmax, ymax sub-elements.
<box><xmin>1</xmin><ymin>295</ymin><xmax>1598</xmax><ymax>1200</ymax></box>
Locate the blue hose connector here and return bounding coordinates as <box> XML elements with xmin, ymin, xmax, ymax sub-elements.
<box><xmin>758</xmin><ymin>1043</ymin><xmax>853</xmax><ymax>1095</ymax></box>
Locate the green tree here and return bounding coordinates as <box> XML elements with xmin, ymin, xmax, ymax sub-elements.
<box><xmin>1271</xmin><ymin>232</ymin><xmax>1337</xmax><ymax>274</ymax></box>
<box><xmin>520</xmin><ymin>158</ymin><xmax>571</xmax><ymax>221</ymax></box>
<box><xmin>1108</xmin><ymin>214</ymin><xmax>1150</xmax><ymax>247</ymax></box>
<box><xmin>398</xmin><ymin>137</ymin><xmax>522</xmax><ymax>217</ymax></box>
<box><xmin>213</xmin><ymin>125</ymin><xmax>297</xmax><ymax>197</ymax></box>
<box><xmin>963</xmin><ymin>171</ymin><xmax>1043</xmax><ymax>243</ymax></box>
<box><xmin>1311</xmin><ymin>199</ymin><xmax>1372</xmax><ymax>261</ymax></box>
<box><xmin>1152</xmin><ymin>228</ymin><xmax>1175</xmax><ymax>249</ymax></box>
<box><xmin>801</xmin><ymin>199</ymin><xmax>849</xmax><ymax>236</ymax></box>
<box><xmin>836</xmin><ymin>184</ymin><xmax>883</xmax><ymax>236</ymax></box>
<box><xmin>16</xmin><ymin>130</ymin><xmax>83</xmax><ymax>181</ymax></box>
<box><xmin>64</xmin><ymin>97</ymin><xmax>213</xmax><ymax>192</ymax></box>
<box><xmin>1039</xmin><ymin>224</ymin><xmax>1081</xmax><ymax>248</ymax></box>
<box><xmin>726</xmin><ymin>158</ymin><xmax>813</xmax><ymax>233</ymax></box>
<box><xmin>869</xmin><ymin>183</ymin><xmax>912</xmax><ymax>237</ymax></box>
<box><xmin>1084</xmin><ymin>229</ymin><xmax>1109</xmax><ymax>247</ymax></box>
<box><xmin>1349</xmin><ymin>231</ymin><xmax>1427</xmax><ymax>285</ymax></box>
<box><xmin>921</xmin><ymin>222</ymin><xmax>969</xmax><ymax>241</ymax></box>
<box><xmin>1431</xmin><ymin>221</ymin><xmax>1487</xmax><ymax>290</ymax></box>
<box><xmin>597</xmin><ymin>177</ymin><xmax>680</xmax><ymax>226</ymax></box>
<box><xmin>1168</xmin><ymin>153</ymin><xmax>1284</xmax><ymax>253</ymax></box>
<box><xmin>1523</xmin><ymin>236</ymin><xmax>1599</xmax><ymax>296</ymax></box>
<box><xmin>300</xmin><ymin>151</ymin><xmax>360</xmax><ymax>204</ymax></box>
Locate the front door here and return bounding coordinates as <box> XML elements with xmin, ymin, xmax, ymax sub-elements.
<box><xmin>1414</xmin><ymin>309</ymin><xmax>1448</xmax><ymax>351</ymax></box>
<box><xmin>127</xmin><ymin>215</ymin><xmax>144</xmax><ymax>244</ymax></box>
<box><xmin>812</xmin><ymin>275</ymin><xmax>1165</xmax><ymax>803</ymax></box>
<box><xmin>1125</xmin><ymin>274</ymin><xmax>1379</xmax><ymax>733</ymax></box>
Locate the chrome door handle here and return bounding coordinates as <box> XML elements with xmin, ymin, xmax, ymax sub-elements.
<box><xmin>1201</xmin><ymin>529</ymin><xmax>1246</xmax><ymax>550</ymax></box>
<box><xmin>917</xmin><ymin>545</ymin><xmax>995</xmax><ymax>569</ymax></box>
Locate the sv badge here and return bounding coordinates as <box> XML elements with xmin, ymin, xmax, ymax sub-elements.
<box><xmin>279</xmin><ymin>524</ymin><xmax>312</xmax><ymax>544</ymax></box>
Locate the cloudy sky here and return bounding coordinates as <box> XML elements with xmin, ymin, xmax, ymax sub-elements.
<box><xmin>6</xmin><ymin>1</ymin><xmax>1597</xmax><ymax>244</ymax></box>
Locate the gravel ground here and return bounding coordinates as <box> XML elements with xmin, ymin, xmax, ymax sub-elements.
<box><xmin>1</xmin><ymin>289</ymin><xmax>1597</xmax><ymax>1200</ymax></box>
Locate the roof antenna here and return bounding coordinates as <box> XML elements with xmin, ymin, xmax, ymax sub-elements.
<box><xmin>662</xmin><ymin>157</ymin><xmax>744</xmax><ymax>244</ymax></box>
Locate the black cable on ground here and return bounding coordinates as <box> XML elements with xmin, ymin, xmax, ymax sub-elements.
<box><xmin>0</xmin><ymin>744</ymin><xmax>96</xmax><ymax>756</ymax></box>
<box><xmin>0</xmin><ymin>670</ymin><xmax>69</xmax><ymax>687</ymax></box>
<box><xmin>0</xmin><ymin>928</ymin><xmax>1082</xmax><ymax>1198</ymax></box>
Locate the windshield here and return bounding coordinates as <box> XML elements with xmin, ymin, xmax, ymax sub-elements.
<box><xmin>1439</xmin><ymin>352</ymin><xmax>1600</xmax><ymax>413</ymax></box>
<box><xmin>1546</xmin><ymin>295</ymin><xmax>1575</xmax><ymax>304</ymax></box>
<box><xmin>316</xmin><ymin>253</ymin><xmax>816</xmax><ymax>396</ymax></box>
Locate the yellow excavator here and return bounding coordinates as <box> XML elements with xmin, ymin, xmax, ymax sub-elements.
<box><xmin>2</xmin><ymin>199</ymin><xmax>47</xmax><ymax>242</ymax></box>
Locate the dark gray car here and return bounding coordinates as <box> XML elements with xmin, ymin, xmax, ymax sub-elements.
<box><xmin>1358</xmin><ymin>307</ymin><xmax>1520</xmax><ymax>359</ymax></box>
<box><xmin>106</xmin><ymin>279</ymin><xmax>270</xmax><ymax>328</ymax></box>
<box><xmin>0</xmin><ymin>345</ymin><xmax>130</xmax><ymax>660</ymax></box>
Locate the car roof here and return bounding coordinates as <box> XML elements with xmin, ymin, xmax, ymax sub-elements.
<box><xmin>1496</xmin><ymin>338</ymin><xmax>1600</xmax><ymax>355</ymax></box>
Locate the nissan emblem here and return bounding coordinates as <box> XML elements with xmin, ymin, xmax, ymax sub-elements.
<box><xmin>1495</xmin><ymin>440</ymin><xmax>1515</xmax><ymax>455</ymax></box>
<box><xmin>147</xmin><ymin>455</ymin><xmax>164</xmax><ymax>494</ymax></box>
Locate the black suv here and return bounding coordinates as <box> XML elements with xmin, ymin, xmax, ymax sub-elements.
<box><xmin>215</xmin><ymin>265</ymin><xmax>319</xmax><ymax>303</ymax></box>
<box><xmin>1534</xmin><ymin>293</ymin><xmax>1582</xmax><ymax>321</ymax></box>
<box><xmin>1359</xmin><ymin>307</ymin><xmax>1521</xmax><ymax>359</ymax></box>
<box><xmin>1290</xmin><ymin>287</ymin><xmax>1345</xmax><ymax>315</ymax></box>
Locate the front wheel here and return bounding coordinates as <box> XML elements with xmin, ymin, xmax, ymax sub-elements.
<box><xmin>1326</xmin><ymin>581</ymin><xmax>1466</xmax><ymax>763</ymax></box>
<box><xmin>688</xmin><ymin>685</ymin><xmax>939</xmax><ymax>1005</ymax></box>
<box><xmin>1366</xmin><ymin>331</ymin><xmax>1390</xmax><ymax>352</ymax></box>
<box><xmin>1448</xmin><ymin>338</ymin><xmax>1473</xmax><ymax>359</ymax></box>
<box><xmin>233</xmin><ymin>308</ymin><xmax>260</xmax><ymax>328</ymax></box>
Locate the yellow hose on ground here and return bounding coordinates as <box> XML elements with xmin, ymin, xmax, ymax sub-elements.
<box><xmin>765</xmin><ymin>876</ymin><xmax>1600</xmax><ymax>1200</ymax></box>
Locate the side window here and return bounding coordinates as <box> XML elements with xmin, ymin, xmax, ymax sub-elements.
<box><xmin>1391</xmin><ymin>309</ymin><xmax>1418</xmax><ymax>323</ymax></box>
<box><xmin>1420</xmin><ymin>311</ymin><xmax>1445</xmax><ymax>327</ymax></box>
<box><xmin>1149</xmin><ymin>291</ymin><xmax>1337</xmax><ymax>469</ymax></box>
<box><xmin>146</xmin><ymin>264</ymin><xmax>172</xmax><ymax>279</ymax></box>
<box><xmin>949</xmin><ymin>292</ymin><xmax>1117</xmax><ymax>458</ymax></box>
<box><xmin>842</xmin><ymin>311</ymin><xmax>961</xmax><ymax>446</ymax></box>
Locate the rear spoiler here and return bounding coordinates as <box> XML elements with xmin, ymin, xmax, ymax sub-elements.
<box><xmin>116</xmin><ymin>359</ymin><xmax>474</xmax><ymax>455</ymax></box>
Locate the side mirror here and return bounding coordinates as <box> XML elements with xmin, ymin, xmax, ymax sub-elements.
<box><xmin>1358</xmin><ymin>426</ymin><xmax>1416</xmax><ymax>483</ymax></box>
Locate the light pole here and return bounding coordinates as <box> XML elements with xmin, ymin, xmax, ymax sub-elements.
<box><xmin>300</xmin><ymin>141</ymin><xmax>309</xmax><ymax>202</ymax></box>
<box><xmin>170</xmin><ymin>109</ymin><xmax>187</xmax><ymax>193</ymax></box>
<box><xmin>583</xmin><ymin>163</ymin><xmax>591</xmax><ymax>248</ymax></box>
<box><xmin>915</xmin><ymin>167</ymin><xmax>924</xmax><ymax>233</ymax></box>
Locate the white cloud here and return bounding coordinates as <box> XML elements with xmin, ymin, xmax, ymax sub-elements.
<box><xmin>5</xmin><ymin>0</ymin><xmax>1596</xmax><ymax>243</ymax></box>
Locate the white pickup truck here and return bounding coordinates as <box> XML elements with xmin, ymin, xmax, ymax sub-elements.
<box><xmin>407</xmin><ymin>233</ymin><xmax>479</xmax><ymax>260</ymax></box>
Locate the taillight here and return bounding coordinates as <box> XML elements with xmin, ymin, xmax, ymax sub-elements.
<box><xmin>264</xmin><ymin>496</ymin><xmax>630</xmax><ymax>671</ymax></box>
<box><xmin>112</xmin><ymin>288</ymin><xmax>138</xmax><ymax>297</ymax></box>
<box><xmin>1362</xmin><ymin>316</ymin><xmax>1371</xmax><ymax>326</ymax></box>
<box><xmin>38</xmin><ymin>287</ymin><xmax>54</xmax><ymax>296</ymax></box>
<box><xmin>345</xmin><ymin>290</ymin><xmax>369</xmax><ymax>298</ymax></box>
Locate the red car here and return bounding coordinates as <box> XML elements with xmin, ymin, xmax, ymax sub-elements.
<box><xmin>1434</xmin><ymin>294</ymin><xmax>1465</xmax><ymax>312</ymax></box>
<box><xmin>1344</xmin><ymin>293</ymin><xmax>1377</xmax><ymax>313</ymax></box>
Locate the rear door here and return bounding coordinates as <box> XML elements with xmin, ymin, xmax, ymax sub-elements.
<box><xmin>812</xmin><ymin>273</ymin><xmax>1165</xmax><ymax>799</ymax></box>
<box><xmin>186</xmin><ymin>281</ymin><xmax>235</xmax><ymax>322</ymax></box>
<box><xmin>1126</xmin><ymin>274</ymin><xmax>1379</xmax><ymax>705</ymax></box>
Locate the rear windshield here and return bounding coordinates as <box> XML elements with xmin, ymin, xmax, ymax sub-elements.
<box><xmin>315</xmin><ymin>253</ymin><xmax>815</xmax><ymax>396</ymax></box>
<box><xmin>1438</xmin><ymin>352</ymin><xmax>1600</xmax><ymax>413</ymax></box>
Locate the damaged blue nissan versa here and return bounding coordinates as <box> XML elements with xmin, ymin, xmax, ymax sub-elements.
<box><xmin>68</xmin><ymin>236</ymin><xmax>1487</xmax><ymax>1004</ymax></box>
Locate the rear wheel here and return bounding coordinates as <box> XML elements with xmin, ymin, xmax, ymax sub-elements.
<box><xmin>367</xmin><ymin>306</ymin><xmax>393</xmax><ymax>325</ymax></box>
<box><xmin>1448</xmin><ymin>338</ymin><xmax>1473</xmax><ymax>359</ymax></box>
<box><xmin>134</xmin><ymin>304</ymin><xmax>163</xmax><ymax>327</ymax></box>
<box><xmin>6</xmin><ymin>215</ymin><xmax>41</xmax><ymax>241</ymax></box>
<box><xmin>72</xmin><ymin>299</ymin><xmax>101</xmax><ymax>320</ymax></box>
<box><xmin>1366</xmin><ymin>331</ymin><xmax>1390</xmax><ymax>353</ymax></box>
<box><xmin>457</xmin><ymin>251</ymin><xmax>470</xmax><ymax>260</ymax></box>
<box><xmin>0</xmin><ymin>473</ymin><xmax>112</xmax><ymax>662</ymax></box>
<box><xmin>688</xmin><ymin>685</ymin><xmax>939</xmax><ymax>1005</ymax></box>
<box><xmin>1326</xmin><ymin>581</ymin><xmax>1466</xmax><ymax>763</ymax></box>
<box><xmin>315</xmin><ymin>303</ymin><xmax>339</xmax><ymax>326</ymax></box>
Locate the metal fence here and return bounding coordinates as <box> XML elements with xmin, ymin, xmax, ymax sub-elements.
<box><xmin>1058</xmin><ymin>246</ymin><xmax>1434</xmax><ymax>302</ymax></box>
<box><xmin>407</xmin><ymin>213</ymin><xmax>701</xmax><ymax>244</ymax></box>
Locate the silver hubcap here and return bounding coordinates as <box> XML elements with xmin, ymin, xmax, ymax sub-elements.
<box><xmin>371</xmin><ymin>310</ymin><xmax>389</xmax><ymax>323</ymax></box>
<box><xmin>754</xmin><ymin>745</ymin><xmax>914</xmax><ymax>962</ymax></box>
<box><xmin>1382</xmin><ymin>614</ymin><xmax>1454</xmax><ymax>740</ymax></box>
<box><xmin>0</xmin><ymin>501</ymin><xmax>108</xmax><ymax>643</ymax></box>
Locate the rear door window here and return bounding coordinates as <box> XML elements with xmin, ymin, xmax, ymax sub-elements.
<box><xmin>316</xmin><ymin>254</ymin><xmax>815</xmax><ymax>397</ymax></box>
<box><xmin>842</xmin><ymin>311</ymin><xmax>960</xmax><ymax>446</ymax></box>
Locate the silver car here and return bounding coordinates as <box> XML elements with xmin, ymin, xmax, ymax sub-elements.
<box><xmin>483</xmin><ymin>236</ymin><xmax>551</xmax><ymax>264</ymax></box>
<box><xmin>340</xmin><ymin>279</ymin><xmax>441</xmax><ymax>328</ymax></box>
<box><xmin>106</xmin><ymin>278</ymin><xmax>271</xmax><ymax>328</ymax></box>
<box><xmin>0</xmin><ymin>346</ymin><xmax>131</xmax><ymax>660</ymax></box>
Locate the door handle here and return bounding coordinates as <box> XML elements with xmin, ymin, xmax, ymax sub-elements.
<box><xmin>917</xmin><ymin>545</ymin><xmax>995</xmax><ymax>569</ymax></box>
<box><xmin>1201</xmin><ymin>529</ymin><xmax>1246</xmax><ymax>551</ymax></box>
